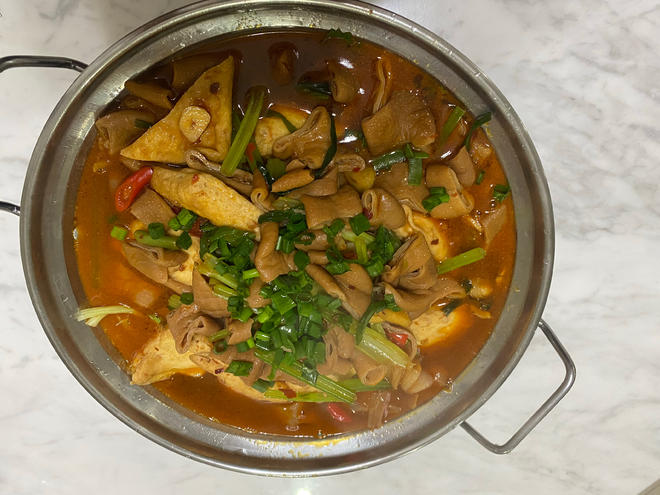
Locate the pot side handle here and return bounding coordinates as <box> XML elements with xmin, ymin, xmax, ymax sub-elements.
<box><xmin>460</xmin><ymin>319</ymin><xmax>576</xmax><ymax>454</ymax></box>
<box><xmin>0</xmin><ymin>55</ymin><xmax>88</xmax><ymax>217</ymax></box>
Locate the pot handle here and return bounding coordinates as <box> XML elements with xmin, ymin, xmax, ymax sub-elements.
<box><xmin>460</xmin><ymin>319</ymin><xmax>575</xmax><ymax>454</ymax></box>
<box><xmin>0</xmin><ymin>55</ymin><xmax>88</xmax><ymax>217</ymax></box>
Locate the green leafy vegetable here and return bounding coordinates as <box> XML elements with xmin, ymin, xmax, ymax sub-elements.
<box><xmin>226</xmin><ymin>360</ymin><xmax>253</xmax><ymax>377</ymax></box>
<box><xmin>349</xmin><ymin>213</ymin><xmax>371</xmax><ymax>236</ymax></box>
<box><xmin>422</xmin><ymin>187</ymin><xmax>450</xmax><ymax>212</ymax></box>
<box><xmin>148</xmin><ymin>222</ymin><xmax>165</xmax><ymax>239</ymax></box>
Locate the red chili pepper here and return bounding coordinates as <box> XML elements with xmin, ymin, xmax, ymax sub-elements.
<box><xmin>362</xmin><ymin>207</ymin><xmax>373</xmax><ymax>220</ymax></box>
<box><xmin>245</xmin><ymin>141</ymin><xmax>256</xmax><ymax>164</ymax></box>
<box><xmin>386</xmin><ymin>330</ymin><xmax>409</xmax><ymax>347</ymax></box>
<box><xmin>114</xmin><ymin>167</ymin><xmax>153</xmax><ymax>212</ymax></box>
<box><xmin>282</xmin><ymin>388</ymin><xmax>296</xmax><ymax>399</ymax></box>
<box><xmin>327</xmin><ymin>403</ymin><xmax>352</xmax><ymax>423</ymax></box>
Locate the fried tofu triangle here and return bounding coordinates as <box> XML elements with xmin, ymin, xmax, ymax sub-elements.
<box><xmin>120</xmin><ymin>56</ymin><xmax>234</xmax><ymax>164</ymax></box>
<box><xmin>150</xmin><ymin>167</ymin><xmax>261</xmax><ymax>232</ymax></box>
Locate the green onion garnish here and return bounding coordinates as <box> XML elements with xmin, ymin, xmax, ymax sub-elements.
<box><xmin>75</xmin><ymin>305</ymin><xmax>135</xmax><ymax>327</ymax></box>
<box><xmin>175</xmin><ymin>231</ymin><xmax>192</xmax><ymax>250</ymax></box>
<box><xmin>314</xmin><ymin>113</ymin><xmax>337</xmax><ymax>179</ymax></box>
<box><xmin>252</xmin><ymin>379</ymin><xmax>273</xmax><ymax>393</ymax></box>
<box><xmin>476</xmin><ymin>169</ymin><xmax>485</xmax><ymax>185</ymax></box>
<box><xmin>271</xmin><ymin>197</ymin><xmax>302</xmax><ymax>210</ymax></box>
<box><xmin>209</xmin><ymin>329</ymin><xmax>230</xmax><ymax>342</ymax></box>
<box><xmin>404</xmin><ymin>143</ymin><xmax>427</xmax><ymax>185</ymax></box>
<box><xmin>148</xmin><ymin>222</ymin><xmax>165</xmax><ymax>239</ymax></box>
<box><xmin>296</xmin><ymin>80</ymin><xmax>332</xmax><ymax>99</ymax></box>
<box><xmin>336</xmin><ymin>378</ymin><xmax>391</xmax><ymax>392</ymax></box>
<box><xmin>351</xmin><ymin>326</ymin><xmax>410</xmax><ymax>368</ymax></box>
<box><xmin>180</xmin><ymin>292</ymin><xmax>194</xmax><ymax>305</ymax></box>
<box><xmin>294</xmin><ymin>250</ymin><xmax>310</xmax><ymax>271</ymax></box>
<box><xmin>134</xmin><ymin>230</ymin><xmax>179</xmax><ymax>250</ymax></box>
<box><xmin>442</xmin><ymin>299</ymin><xmax>463</xmax><ymax>316</ymax></box>
<box><xmin>436</xmin><ymin>247</ymin><xmax>486</xmax><ymax>275</ymax></box>
<box><xmin>241</xmin><ymin>268</ymin><xmax>260</xmax><ymax>280</ymax></box>
<box><xmin>167</xmin><ymin>294</ymin><xmax>181</xmax><ymax>310</ymax></box>
<box><xmin>422</xmin><ymin>187</ymin><xmax>450</xmax><ymax>212</ymax></box>
<box><xmin>271</xmin><ymin>292</ymin><xmax>296</xmax><ymax>315</ymax></box>
<box><xmin>212</xmin><ymin>283</ymin><xmax>238</xmax><ymax>299</ymax></box>
<box><xmin>322</xmin><ymin>28</ymin><xmax>355</xmax><ymax>45</ymax></box>
<box><xmin>349</xmin><ymin>213</ymin><xmax>371</xmax><ymax>236</ymax></box>
<box><xmin>134</xmin><ymin>119</ymin><xmax>153</xmax><ymax>129</ymax></box>
<box><xmin>439</xmin><ymin>106</ymin><xmax>465</xmax><ymax>144</ymax></box>
<box><xmin>493</xmin><ymin>183</ymin><xmax>510</xmax><ymax>202</ymax></box>
<box><xmin>225</xmin><ymin>360</ymin><xmax>253</xmax><ymax>376</ymax></box>
<box><xmin>355</xmin><ymin>238</ymin><xmax>368</xmax><ymax>264</ymax></box>
<box><xmin>371</xmin><ymin>149</ymin><xmax>406</xmax><ymax>172</ymax></box>
<box><xmin>222</xmin><ymin>87</ymin><xmax>265</xmax><ymax>176</ymax></box>
<box><xmin>265</xmin><ymin>157</ymin><xmax>287</xmax><ymax>180</ymax></box>
<box><xmin>266</xmin><ymin>109</ymin><xmax>297</xmax><ymax>133</ymax></box>
<box><xmin>255</xmin><ymin>349</ymin><xmax>356</xmax><ymax>403</ymax></box>
<box><xmin>465</xmin><ymin>111</ymin><xmax>492</xmax><ymax>150</ymax></box>
<box><xmin>110</xmin><ymin>226</ymin><xmax>128</xmax><ymax>241</ymax></box>
<box><xmin>148</xmin><ymin>313</ymin><xmax>162</xmax><ymax>325</ymax></box>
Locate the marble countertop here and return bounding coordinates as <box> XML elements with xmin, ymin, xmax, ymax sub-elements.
<box><xmin>1</xmin><ymin>1</ymin><xmax>658</xmax><ymax>493</ymax></box>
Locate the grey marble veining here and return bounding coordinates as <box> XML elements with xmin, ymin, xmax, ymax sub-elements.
<box><xmin>0</xmin><ymin>0</ymin><xmax>658</xmax><ymax>493</ymax></box>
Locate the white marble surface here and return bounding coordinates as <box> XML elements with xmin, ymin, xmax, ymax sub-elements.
<box><xmin>1</xmin><ymin>0</ymin><xmax>658</xmax><ymax>493</ymax></box>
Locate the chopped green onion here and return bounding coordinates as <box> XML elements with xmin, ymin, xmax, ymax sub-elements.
<box><xmin>222</xmin><ymin>87</ymin><xmax>265</xmax><ymax>176</ymax></box>
<box><xmin>349</xmin><ymin>213</ymin><xmax>371</xmax><ymax>236</ymax></box>
<box><xmin>179</xmin><ymin>292</ymin><xmax>193</xmax><ymax>305</ymax></box>
<box><xmin>254</xmin><ymin>330</ymin><xmax>271</xmax><ymax>342</ymax></box>
<box><xmin>493</xmin><ymin>183</ymin><xmax>510</xmax><ymax>202</ymax></box>
<box><xmin>236</xmin><ymin>341</ymin><xmax>250</xmax><ymax>353</ymax></box>
<box><xmin>148</xmin><ymin>313</ymin><xmax>162</xmax><ymax>325</ymax></box>
<box><xmin>442</xmin><ymin>299</ymin><xmax>463</xmax><ymax>316</ymax></box>
<box><xmin>265</xmin><ymin>158</ymin><xmax>287</xmax><ymax>180</ymax></box>
<box><xmin>225</xmin><ymin>360</ymin><xmax>253</xmax><ymax>376</ymax></box>
<box><xmin>296</xmin><ymin>80</ymin><xmax>332</xmax><ymax>99</ymax></box>
<box><xmin>75</xmin><ymin>305</ymin><xmax>135</xmax><ymax>327</ymax></box>
<box><xmin>271</xmin><ymin>197</ymin><xmax>302</xmax><ymax>210</ymax></box>
<box><xmin>271</xmin><ymin>292</ymin><xmax>296</xmax><ymax>314</ymax></box>
<box><xmin>355</xmin><ymin>238</ymin><xmax>368</xmax><ymax>264</ymax></box>
<box><xmin>337</xmin><ymin>378</ymin><xmax>391</xmax><ymax>392</ymax></box>
<box><xmin>134</xmin><ymin>230</ymin><xmax>179</xmax><ymax>250</ymax></box>
<box><xmin>436</xmin><ymin>247</ymin><xmax>486</xmax><ymax>275</ymax></box>
<box><xmin>439</xmin><ymin>106</ymin><xmax>466</xmax><ymax>144</ymax></box>
<box><xmin>134</xmin><ymin>118</ymin><xmax>153</xmax><ymax>129</ymax></box>
<box><xmin>315</xmin><ymin>113</ymin><xmax>337</xmax><ymax>178</ymax></box>
<box><xmin>110</xmin><ymin>226</ymin><xmax>128</xmax><ymax>241</ymax></box>
<box><xmin>294</xmin><ymin>250</ymin><xmax>310</xmax><ymax>271</ymax></box>
<box><xmin>465</xmin><ymin>111</ymin><xmax>492</xmax><ymax>150</ymax></box>
<box><xmin>242</xmin><ymin>268</ymin><xmax>260</xmax><ymax>280</ymax></box>
<box><xmin>175</xmin><ymin>208</ymin><xmax>196</xmax><ymax>231</ymax></box>
<box><xmin>266</xmin><ymin>109</ymin><xmax>297</xmax><ymax>133</ymax></box>
<box><xmin>353</xmin><ymin>326</ymin><xmax>410</xmax><ymax>368</ymax></box>
<box><xmin>147</xmin><ymin>222</ymin><xmax>165</xmax><ymax>239</ymax></box>
<box><xmin>168</xmin><ymin>217</ymin><xmax>181</xmax><ymax>231</ymax></box>
<box><xmin>422</xmin><ymin>187</ymin><xmax>450</xmax><ymax>212</ymax></box>
<box><xmin>175</xmin><ymin>231</ymin><xmax>192</xmax><ymax>250</ymax></box>
<box><xmin>167</xmin><ymin>294</ymin><xmax>181</xmax><ymax>310</ymax></box>
<box><xmin>255</xmin><ymin>349</ymin><xmax>356</xmax><ymax>403</ymax></box>
<box><xmin>252</xmin><ymin>379</ymin><xmax>273</xmax><ymax>393</ymax></box>
<box><xmin>212</xmin><ymin>283</ymin><xmax>239</xmax><ymax>298</ymax></box>
<box><xmin>256</xmin><ymin>306</ymin><xmax>275</xmax><ymax>324</ymax></box>
<box><xmin>475</xmin><ymin>169</ymin><xmax>485</xmax><ymax>185</ymax></box>
<box><xmin>322</xmin><ymin>28</ymin><xmax>355</xmax><ymax>45</ymax></box>
<box><xmin>264</xmin><ymin>390</ymin><xmax>336</xmax><ymax>402</ymax></box>
<box><xmin>405</xmin><ymin>143</ymin><xmax>424</xmax><ymax>186</ymax></box>
<box><xmin>209</xmin><ymin>329</ymin><xmax>230</xmax><ymax>342</ymax></box>
<box><xmin>235</xmin><ymin>306</ymin><xmax>253</xmax><ymax>322</ymax></box>
<box><xmin>276</xmin><ymin>234</ymin><xmax>295</xmax><ymax>254</ymax></box>
<box><xmin>371</xmin><ymin>149</ymin><xmax>406</xmax><ymax>172</ymax></box>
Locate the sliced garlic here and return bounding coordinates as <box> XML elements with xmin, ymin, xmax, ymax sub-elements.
<box><xmin>179</xmin><ymin>106</ymin><xmax>211</xmax><ymax>143</ymax></box>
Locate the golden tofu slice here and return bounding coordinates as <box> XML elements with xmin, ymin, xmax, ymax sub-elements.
<box><xmin>151</xmin><ymin>167</ymin><xmax>261</xmax><ymax>232</ymax></box>
<box><xmin>255</xmin><ymin>105</ymin><xmax>309</xmax><ymax>157</ymax></box>
<box><xmin>409</xmin><ymin>305</ymin><xmax>469</xmax><ymax>347</ymax></box>
<box><xmin>130</xmin><ymin>330</ymin><xmax>211</xmax><ymax>385</ymax></box>
<box><xmin>121</xmin><ymin>56</ymin><xmax>234</xmax><ymax>164</ymax></box>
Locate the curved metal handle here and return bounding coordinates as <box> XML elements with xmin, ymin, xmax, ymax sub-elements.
<box><xmin>460</xmin><ymin>319</ymin><xmax>576</xmax><ymax>454</ymax></box>
<box><xmin>0</xmin><ymin>55</ymin><xmax>87</xmax><ymax>74</ymax></box>
<box><xmin>0</xmin><ymin>55</ymin><xmax>88</xmax><ymax>216</ymax></box>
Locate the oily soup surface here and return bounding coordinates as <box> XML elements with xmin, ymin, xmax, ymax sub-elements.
<box><xmin>74</xmin><ymin>30</ymin><xmax>515</xmax><ymax>436</ymax></box>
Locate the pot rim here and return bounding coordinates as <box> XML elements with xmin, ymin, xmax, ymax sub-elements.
<box><xmin>19</xmin><ymin>0</ymin><xmax>555</xmax><ymax>475</ymax></box>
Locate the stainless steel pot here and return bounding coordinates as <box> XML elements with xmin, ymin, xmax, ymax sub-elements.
<box><xmin>0</xmin><ymin>0</ymin><xmax>575</xmax><ymax>476</ymax></box>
